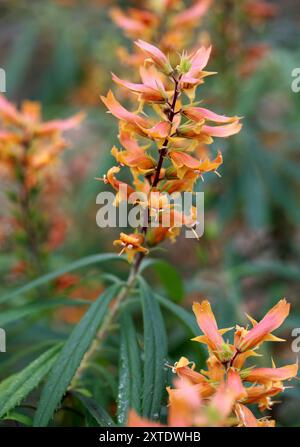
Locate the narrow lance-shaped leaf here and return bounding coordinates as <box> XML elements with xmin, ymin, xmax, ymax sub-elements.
<box><xmin>33</xmin><ymin>283</ymin><xmax>120</xmax><ymax>427</ymax></box>
<box><xmin>0</xmin><ymin>297</ymin><xmax>91</xmax><ymax>327</ymax></box>
<box><xmin>117</xmin><ymin>333</ymin><xmax>130</xmax><ymax>425</ymax></box>
<box><xmin>139</xmin><ymin>278</ymin><xmax>167</xmax><ymax>420</ymax></box>
<box><xmin>0</xmin><ymin>344</ymin><xmax>62</xmax><ymax>419</ymax></box>
<box><xmin>1</xmin><ymin>253</ymin><xmax>125</xmax><ymax>304</ymax></box>
<box><xmin>117</xmin><ymin>312</ymin><xmax>142</xmax><ymax>424</ymax></box>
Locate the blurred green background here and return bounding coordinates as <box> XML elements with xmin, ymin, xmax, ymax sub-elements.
<box><xmin>0</xmin><ymin>0</ymin><xmax>300</xmax><ymax>427</ymax></box>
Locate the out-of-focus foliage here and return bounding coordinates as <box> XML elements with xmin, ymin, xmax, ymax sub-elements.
<box><xmin>0</xmin><ymin>0</ymin><xmax>299</xmax><ymax>427</ymax></box>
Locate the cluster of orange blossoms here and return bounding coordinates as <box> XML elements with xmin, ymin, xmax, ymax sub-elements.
<box><xmin>111</xmin><ymin>0</ymin><xmax>212</xmax><ymax>68</ymax></box>
<box><xmin>129</xmin><ymin>298</ymin><xmax>298</xmax><ymax>427</ymax></box>
<box><xmin>0</xmin><ymin>95</ymin><xmax>83</xmax><ymax>273</ymax></box>
<box><xmin>0</xmin><ymin>95</ymin><xmax>83</xmax><ymax>187</ymax></box>
<box><xmin>111</xmin><ymin>0</ymin><xmax>278</xmax><ymax>82</ymax></box>
<box><xmin>99</xmin><ymin>40</ymin><xmax>242</xmax><ymax>260</ymax></box>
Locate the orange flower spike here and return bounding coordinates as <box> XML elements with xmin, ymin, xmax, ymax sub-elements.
<box><xmin>237</xmin><ymin>298</ymin><xmax>290</xmax><ymax>352</ymax></box>
<box><xmin>113</xmin><ymin>232</ymin><xmax>149</xmax><ymax>262</ymax></box>
<box><xmin>192</xmin><ymin>300</ymin><xmax>233</xmax><ymax>362</ymax></box>
<box><xmin>135</xmin><ymin>40</ymin><xmax>173</xmax><ymax>74</ymax></box>
<box><xmin>243</xmin><ymin>363</ymin><xmax>298</xmax><ymax>386</ymax></box>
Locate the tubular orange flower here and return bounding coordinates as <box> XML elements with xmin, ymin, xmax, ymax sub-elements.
<box><xmin>243</xmin><ymin>363</ymin><xmax>298</xmax><ymax>385</ymax></box>
<box><xmin>111</xmin><ymin>145</ymin><xmax>155</xmax><ymax>172</ymax></box>
<box><xmin>113</xmin><ymin>232</ymin><xmax>149</xmax><ymax>263</ymax></box>
<box><xmin>202</xmin><ymin>121</ymin><xmax>243</xmax><ymax>138</ymax></box>
<box><xmin>169</xmin><ymin>150</ymin><xmax>223</xmax><ymax>179</ymax></box>
<box><xmin>183</xmin><ymin>106</ymin><xmax>240</xmax><ymax>124</ymax></box>
<box><xmin>135</xmin><ymin>39</ymin><xmax>173</xmax><ymax>74</ymax></box>
<box><xmin>235</xmin><ymin>403</ymin><xmax>275</xmax><ymax>427</ymax></box>
<box><xmin>173</xmin><ymin>357</ymin><xmax>208</xmax><ymax>384</ymax></box>
<box><xmin>237</xmin><ymin>298</ymin><xmax>290</xmax><ymax>352</ymax></box>
<box><xmin>100</xmin><ymin>90</ymin><xmax>148</xmax><ymax>128</ymax></box>
<box><xmin>192</xmin><ymin>300</ymin><xmax>233</xmax><ymax>361</ymax></box>
<box><xmin>112</xmin><ymin>72</ymin><xmax>166</xmax><ymax>103</ymax></box>
<box><xmin>139</xmin><ymin>121</ymin><xmax>171</xmax><ymax>140</ymax></box>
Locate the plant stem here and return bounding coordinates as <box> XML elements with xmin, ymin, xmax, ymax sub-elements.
<box><xmin>17</xmin><ymin>138</ymin><xmax>45</xmax><ymax>278</ymax></box>
<box><xmin>71</xmin><ymin>76</ymin><xmax>181</xmax><ymax>387</ymax></box>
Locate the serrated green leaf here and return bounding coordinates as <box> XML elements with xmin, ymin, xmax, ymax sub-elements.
<box><xmin>139</xmin><ymin>278</ymin><xmax>167</xmax><ymax>420</ymax></box>
<box><xmin>0</xmin><ymin>344</ymin><xmax>62</xmax><ymax>419</ymax></box>
<box><xmin>33</xmin><ymin>283</ymin><xmax>120</xmax><ymax>427</ymax></box>
<box><xmin>117</xmin><ymin>334</ymin><xmax>130</xmax><ymax>425</ymax></box>
<box><xmin>117</xmin><ymin>312</ymin><xmax>142</xmax><ymax>424</ymax></box>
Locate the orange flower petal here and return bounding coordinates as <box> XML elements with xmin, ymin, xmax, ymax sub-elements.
<box><xmin>192</xmin><ymin>300</ymin><xmax>225</xmax><ymax>354</ymax></box>
<box><xmin>235</xmin><ymin>403</ymin><xmax>259</xmax><ymax>427</ymax></box>
<box><xmin>202</xmin><ymin>120</ymin><xmax>242</xmax><ymax>137</ymax></box>
<box><xmin>237</xmin><ymin>299</ymin><xmax>290</xmax><ymax>351</ymax></box>
<box><xmin>135</xmin><ymin>40</ymin><xmax>172</xmax><ymax>73</ymax></box>
<box><xmin>100</xmin><ymin>90</ymin><xmax>147</xmax><ymax>127</ymax></box>
<box><xmin>244</xmin><ymin>363</ymin><xmax>298</xmax><ymax>384</ymax></box>
<box><xmin>184</xmin><ymin>106</ymin><xmax>239</xmax><ymax>124</ymax></box>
